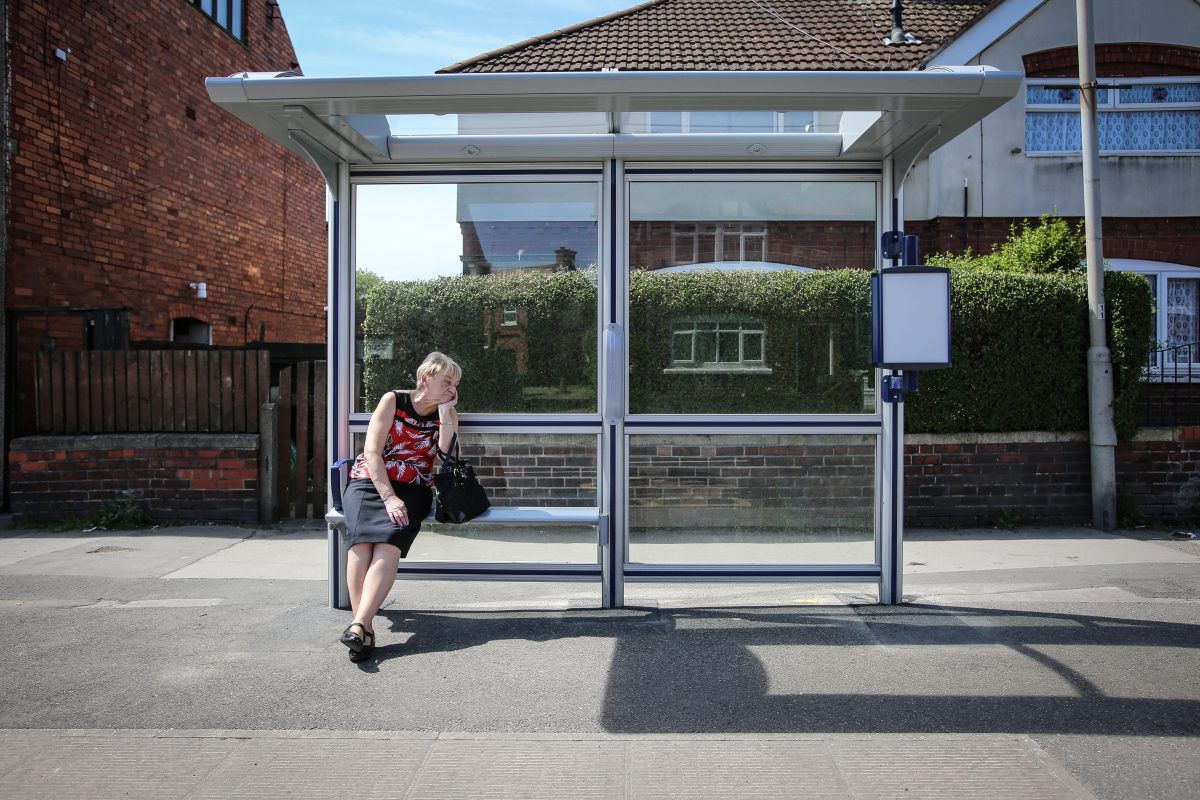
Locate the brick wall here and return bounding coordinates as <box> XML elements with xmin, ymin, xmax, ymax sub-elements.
<box><xmin>906</xmin><ymin>216</ymin><xmax>1200</xmax><ymax>267</ymax></box>
<box><xmin>1024</xmin><ymin>42</ymin><xmax>1200</xmax><ymax>78</ymax></box>
<box><xmin>6</xmin><ymin>0</ymin><xmax>326</xmax><ymax>346</ymax></box>
<box><xmin>9</xmin><ymin>434</ymin><xmax>259</xmax><ymax>523</ymax></box>
<box><xmin>462</xmin><ymin>434</ymin><xmax>877</xmax><ymax>532</ymax></box>
<box><xmin>9</xmin><ymin>426</ymin><xmax>1193</xmax><ymax>528</ymax></box>
<box><xmin>629</xmin><ymin>221</ymin><xmax>876</xmax><ymax>270</ymax></box>
<box><xmin>464</xmin><ymin>428</ymin><xmax>1197</xmax><ymax>529</ymax></box>
<box><xmin>628</xmin><ymin>436</ymin><xmax>875</xmax><ymax>532</ymax></box>
<box><xmin>905</xmin><ymin>428</ymin><xmax>1200</xmax><ymax>527</ymax></box>
<box><xmin>465</xmin><ymin>435</ymin><xmax>597</xmax><ymax>508</ymax></box>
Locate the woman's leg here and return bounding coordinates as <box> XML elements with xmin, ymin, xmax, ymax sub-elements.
<box><xmin>352</xmin><ymin>543</ymin><xmax>403</xmax><ymax>632</ymax></box>
<box><xmin>346</xmin><ymin>543</ymin><xmax>373</xmax><ymax>618</ymax></box>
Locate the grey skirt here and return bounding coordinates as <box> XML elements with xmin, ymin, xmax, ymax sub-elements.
<box><xmin>342</xmin><ymin>479</ymin><xmax>433</xmax><ymax>557</ymax></box>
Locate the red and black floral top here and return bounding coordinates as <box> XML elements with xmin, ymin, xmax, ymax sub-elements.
<box><xmin>348</xmin><ymin>391</ymin><xmax>440</xmax><ymax>487</ymax></box>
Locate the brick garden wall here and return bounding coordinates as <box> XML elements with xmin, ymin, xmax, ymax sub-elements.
<box><xmin>9</xmin><ymin>434</ymin><xmax>260</xmax><ymax>523</ymax></box>
<box><xmin>463</xmin><ymin>428</ymin><xmax>1198</xmax><ymax>529</ymax></box>
<box><xmin>905</xmin><ymin>428</ymin><xmax>1200</xmax><ymax>527</ymax></box>
<box><xmin>466</xmin><ymin>434</ymin><xmax>597</xmax><ymax>509</ymax></box>
<box><xmin>9</xmin><ymin>428</ymin><xmax>1192</xmax><ymax>528</ymax></box>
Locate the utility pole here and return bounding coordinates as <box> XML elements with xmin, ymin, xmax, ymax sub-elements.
<box><xmin>1076</xmin><ymin>0</ymin><xmax>1117</xmax><ymax>531</ymax></box>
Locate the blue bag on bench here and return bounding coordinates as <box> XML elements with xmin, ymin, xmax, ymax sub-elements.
<box><xmin>433</xmin><ymin>433</ymin><xmax>490</xmax><ymax>524</ymax></box>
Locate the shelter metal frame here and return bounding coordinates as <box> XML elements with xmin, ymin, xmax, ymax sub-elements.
<box><xmin>206</xmin><ymin>68</ymin><xmax>1023</xmax><ymax>608</ymax></box>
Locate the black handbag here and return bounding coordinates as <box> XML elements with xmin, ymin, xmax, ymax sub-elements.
<box><xmin>433</xmin><ymin>433</ymin><xmax>490</xmax><ymax>523</ymax></box>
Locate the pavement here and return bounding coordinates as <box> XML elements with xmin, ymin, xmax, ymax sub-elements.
<box><xmin>0</xmin><ymin>522</ymin><xmax>1198</xmax><ymax>799</ymax></box>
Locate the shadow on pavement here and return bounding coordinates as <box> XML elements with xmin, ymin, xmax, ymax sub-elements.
<box><xmin>375</xmin><ymin>602</ymin><xmax>1200</xmax><ymax>736</ymax></box>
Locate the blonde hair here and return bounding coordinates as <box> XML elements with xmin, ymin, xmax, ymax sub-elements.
<box><xmin>416</xmin><ymin>351</ymin><xmax>462</xmax><ymax>385</ymax></box>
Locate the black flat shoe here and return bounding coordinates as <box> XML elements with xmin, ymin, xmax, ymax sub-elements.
<box><xmin>349</xmin><ymin>642</ymin><xmax>375</xmax><ymax>663</ymax></box>
<box><xmin>339</xmin><ymin>623</ymin><xmax>373</xmax><ymax>654</ymax></box>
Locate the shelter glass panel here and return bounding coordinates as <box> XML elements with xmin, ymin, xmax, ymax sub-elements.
<box><xmin>405</xmin><ymin>433</ymin><xmax>598</xmax><ymax>564</ymax></box>
<box><xmin>627</xmin><ymin>180</ymin><xmax>876</xmax><ymax>414</ymax></box>
<box><xmin>386</xmin><ymin>113</ymin><xmax>609</xmax><ymax>136</ymax></box>
<box><xmin>354</xmin><ymin>182</ymin><xmax>600</xmax><ymax>414</ymax></box>
<box><xmin>627</xmin><ymin>434</ymin><xmax>877</xmax><ymax>565</ymax></box>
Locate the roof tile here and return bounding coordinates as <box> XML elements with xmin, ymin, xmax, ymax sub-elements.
<box><xmin>439</xmin><ymin>0</ymin><xmax>992</xmax><ymax>74</ymax></box>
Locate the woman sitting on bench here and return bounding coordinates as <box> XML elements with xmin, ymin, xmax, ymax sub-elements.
<box><xmin>338</xmin><ymin>351</ymin><xmax>461</xmax><ymax>662</ymax></box>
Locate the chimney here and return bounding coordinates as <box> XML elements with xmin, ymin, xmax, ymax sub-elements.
<box><xmin>885</xmin><ymin>1</ymin><xmax>922</xmax><ymax>46</ymax></box>
<box><xmin>554</xmin><ymin>246</ymin><xmax>577</xmax><ymax>271</ymax></box>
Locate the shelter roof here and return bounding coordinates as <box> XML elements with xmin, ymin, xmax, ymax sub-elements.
<box><xmin>205</xmin><ymin>68</ymin><xmax>1022</xmax><ymax>183</ymax></box>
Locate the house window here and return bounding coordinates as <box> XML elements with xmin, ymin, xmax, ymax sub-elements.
<box><xmin>712</xmin><ymin>222</ymin><xmax>767</xmax><ymax>262</ymax></box>
<box><xmin>1109</xmin><ymin>261</ymin><xmax>1200</xmax><ymax>374</ymax></box>
<box><xmin>189</xmin><ymin>0</ymin><xmax>245</xmax><ymax>42</ymax></box>
<box><xmin>502</xmin><ymin>308</ymin><xmax>519</xmax><ymax>326</ymax></box>
<box><xmin>667</xmin><ymin>318</ymin><xmax>770</xmax><ymax>373</ymax></box>
<box><xmin>671</xmin><ymin>224</ymin><xmax>699</xmax><ymax>265</ymax></box>
<box><xmin>1165</xmin><ymin>278</ymin><xmax>1199</xmax><ymax>365</ymax></box>
<box><xmin>1025</xmin><ymin>78</ymin><xmax>1200</xmax><ymax>154</ymax></box>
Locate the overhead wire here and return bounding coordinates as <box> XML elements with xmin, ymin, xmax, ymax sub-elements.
<box><xmin>746</xmin><ymin>0</ymin><xmax>890</xmax><ymax>70</ymax></box>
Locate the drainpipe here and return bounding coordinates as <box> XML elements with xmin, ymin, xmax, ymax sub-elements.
<box><xmin>1076</xmin><ymin>0</ymin><xmax>1117</xmax><ymax>531</ymax></box>
<box><xmin>962</xmin><ymin>177</ymin><xmax>969</xmax><ymax>253</ymax></box>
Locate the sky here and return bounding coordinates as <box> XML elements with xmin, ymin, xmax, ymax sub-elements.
<box><xmin>276</xmin><ymin>0</ymin><xmax>635</xmax><ymax>77</ymax></box>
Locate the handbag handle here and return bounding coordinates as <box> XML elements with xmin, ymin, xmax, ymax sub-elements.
<box><xmin>435</xmin><ymin>432</ymin><xmax>461</xmax><ymax>464</ymax></box>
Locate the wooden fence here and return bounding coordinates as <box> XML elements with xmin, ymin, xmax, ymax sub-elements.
<box><xmin>274</xmin><ymin>360</ymin><xmax>327</xmax><ymax>521</ymax></box>
<box><xmin>34</xmin><ymin>349</ymin><xmax>270</xmax><ymax>434</ymax></box>
<box><xmin>31</xmin><ymin>349</ymin><xmax>328</xmax><ymax>522</ymax></box>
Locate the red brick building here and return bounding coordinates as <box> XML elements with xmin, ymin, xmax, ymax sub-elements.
<box><xmin>2</xmin><ymin>0</ymin><xmax>326</xmax><ymax>500</ymax></box>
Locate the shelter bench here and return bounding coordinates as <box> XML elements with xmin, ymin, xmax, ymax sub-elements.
<box><xmin>326</xmin><ymin>458</ymin><xmax>606</xmax><ymax>609</ymax></box>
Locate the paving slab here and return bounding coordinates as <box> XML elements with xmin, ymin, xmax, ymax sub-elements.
<box><xmin>0</xmin><ymin>529</ymin><xmax>251</xmax><ymax>579</ymax></box>
<box><xmin>0</xmin><ymin>730</ymin><xmax>1097</xmax><ymax>800</ymax></box>
<box><xmin>902</xmin><ymin>531</ymin><xmax>1200</xmax><ymax>574</ymax></box>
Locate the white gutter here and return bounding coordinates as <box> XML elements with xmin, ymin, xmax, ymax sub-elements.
<box><xmin>208</xmin><ymin>68</ymin><xmax>1019</xmax><ymax>114</ymax></box>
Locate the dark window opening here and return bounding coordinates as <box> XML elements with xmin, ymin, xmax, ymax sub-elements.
<box><xmin>171</xmin><ymin>317</ymin><xmax>212</xmax><ymax>345</ymax></box>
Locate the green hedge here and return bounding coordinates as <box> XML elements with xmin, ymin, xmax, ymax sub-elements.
<box><xmin>904</xmin><ymin>269</ymin><xmax>1152</xmax><ymax>437</ymax></box>
<box><xmin>363</xmin><ymin>269</ymin><xmax>597</xmax><ymax>413</ymax></box>
<box><xmin>628</xmin><ymin>268</ymin><xmax>871</xmax><ymax>413</ymax></box>
<box><xmin>363</xmin><ymin>266</ymin><xmax>1152</xmax><ymax>434</ymax></box>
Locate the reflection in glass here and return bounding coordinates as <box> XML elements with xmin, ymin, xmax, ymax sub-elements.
<box><xmin>628</xmin><ymin>434</ymin><xmax>876</xmax><ymax>564</ymax></box>
<box><xmin>628</xmin><ymin>181</ymin><xmax>876</xmax><ymax>414</ymax></box>
<box><xmin>385</xmin><ymin>113</ymin><xmax>610</xmax><ymax>136</ymax></box>
<box><xmin>354</xmin><ymin>183</ymin><xmax>599</xmax><ymax>413</ymax></box>
<box><xmin>624</xmin><ymin>111</ymin><xmax>840</xmax><ymax>134</ymax></box>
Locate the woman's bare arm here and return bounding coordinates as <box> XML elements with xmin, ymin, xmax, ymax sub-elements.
<box><xmin>437</xmin><ymin>390</ymin><xmax>459</xmax><ymax>455</ymax></box>
<box><xmin>362</xmin><ymin>392</ymin><xmax>398</xmax><ymax>501</ymax></box>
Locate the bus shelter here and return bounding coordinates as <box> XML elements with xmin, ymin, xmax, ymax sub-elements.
<box><xmin>207</xmin><ymin>68</ymin><xmax>1021</xmax><ymax>609</ymax></box>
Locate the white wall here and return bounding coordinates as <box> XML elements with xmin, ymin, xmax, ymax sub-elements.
<box><xmin>906</xmin><ymin>0</ymin><xmax>1200</xmax><ymax>222</ymax></box>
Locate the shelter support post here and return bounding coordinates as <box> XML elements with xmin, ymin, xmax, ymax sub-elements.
<box><xmin>327</xmin><ymin>162</ymin><xmax>353</xmax><ymax>609</ymax></box>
